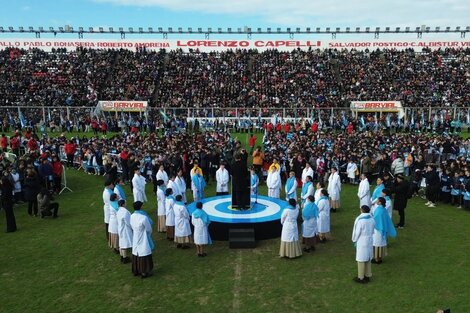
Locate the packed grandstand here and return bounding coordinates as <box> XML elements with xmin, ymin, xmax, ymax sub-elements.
<box><xmin>1</xmin><ymin>46</ymin><xmax>468</xmax><ymax>110</ymax></box>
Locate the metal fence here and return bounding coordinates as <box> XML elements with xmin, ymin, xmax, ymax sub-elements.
<box><xmin>1</xmin><ymin>105</ymin><xmax>469</xmax><ymax>123</ymax></box>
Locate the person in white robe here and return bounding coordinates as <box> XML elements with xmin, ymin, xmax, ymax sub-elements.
<box><xmin>352</xmin><ymin>205</ymin><xmax>375</xmax><ymax>283</ymax></box>
<box><xmin>113</xmin><ymin>178</ymin><xmax>127</xmax><ymax>202</ymax></box>
<box><xmin>300</xmin><ymin>175</ymin><xmax>314</xmax><ymax>207</ymax></box>
<box><xmin>327</xmin><ymin>167</ymin><xmax>341</xmax><ymax>212</ymax></box>
<box><xmin>314</xmin><ymin>182</ymin><xmax>324</xmax><ymax>202</ymax></box>
<box><xmin>357</xmin><ymin>174</ymin><xmax>371</xmax><ymax>208</ymax></box>
<box><xmin>108</xmin><ymin>193</ymin><xmax>120</xmax><ymax>253</ymax></box>
<box><xmin>267</xmin><ymin>166</ymin><xmax>281</xmax><ymax>198</ymax></box>
<box><xmin>285</xmin><ymin>171</ymin><xmax>298</xmax><ymax>201</ymax></box>
<box><xmin>155</xmin><ymin>165</ymin><xmax>169</xmax><ymax>187</ymax></box>
<box><xmin>250</xmin><ymin>168</ymin><xmax>259</xmax><ymax>196</ymax></box>
<box><xmin>173</xmin><ymin>195</ymin><xmax>192</xmax><ymax>248</ymax></box>
<box><xmin>216</xmin><ymin>163</ymin><xmax>230</xmax><ymax>196</ymax></box>
<box><xmin>279</xmin><ymin>199</ymin><xmax>302</xmax><ymax>259</ymax></box>
<box><xmin>102</xmin><ymin>181</ymin><xmax>114</xmax><ymax>241</ymax></box>
<box><xmin>167</xmin><ymin>175</ymin><xmax>178</xmax><ymax>197</ymax></box>
<box><xmin>316</xmin><ymin>189</ymin><xmax>331</xmax><ymax>243</ymax></box>
<box><xmin>346</xmin><ymin>160</ymin><xmax>358</xmax><ymax>184</ymax></box>
<box><xmin>130</xmin><ymin>201</ymin><xmax>154</xmax><ymax>278</ymax></box>
<box><xmin>302</xmin><ymin>195</ymin><xmax>319</xmax><ymax>252</ymax></box>
<box><xmin>164</xmin><ymin>188</ymin><xmax>175</xmax><ymax>240</ymax></box>
<box><xmin>191</xmin><ymin>202</ymin><xmax>211</xmax><ymax>257</ymax></box>
<box><xmin>155</xmin><ymin>180</ymin><xmax>166</xmax><ymax>233</ymax></box>
<box><xmin>132</xmin><ymin>169</ymin><xmax>147</xmax><ymax>203</ymax></box>
<box><xmin>175</xmin><ymin>169</ymin><xmax>187</xmax><ymax>203</ymax></box>
<box><xmin>301</xmin><ymin>163</ymin><xmax>314</xmax><ymax>184</ymax></box>
<box><xmin>117</xmin><ymin>199</ymin><xmax>133</xmax><ymax>264</ymax></box>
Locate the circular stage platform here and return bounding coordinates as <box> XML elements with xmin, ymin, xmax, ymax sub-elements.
<box><xmin>187</xmin><ymin>195</ymin><xmax>289</xmax><ymax>241</ymax></box>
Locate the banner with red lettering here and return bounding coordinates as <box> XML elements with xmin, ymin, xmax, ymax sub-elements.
<box><xmin>1</xmin><ymin>38</ymin><xmax>469</xmax><ymax>52</ymax></box>
<box><xmin>98</xmin><ymin>100</ymin><xmax>148</xmax><ymax>112</ymax></box>
<box><xmin>350</xmin><ymin>101</ymin><xmax>405</xmax><ymax>118</ymax></box>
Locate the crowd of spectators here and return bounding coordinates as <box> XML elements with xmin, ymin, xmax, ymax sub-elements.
<box><xmin>1</xmin><ymin>110</ymin><xmax>469</xmax><ymax>234</ymax></box>
<box><xmin>259</xmin><ymin>126</ymin><xmax>470</xmax><ymax>210</ymax></box>
<box><xmin>1</xmin><ymin>47</ymin><xmax>469</xmax><ymax>109</ymax></box>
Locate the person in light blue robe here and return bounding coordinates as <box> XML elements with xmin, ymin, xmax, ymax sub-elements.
<box><xmin>372</xmin><ymin>197</ymin><xmax>397</xmax><ymax>264</ymax></box>
<box><xmin>192</xmin><ymin>202</ymin><xmax>212</xmax><ymax>257</ymax></box>
<box><xmin>285</xmin><ymin>171</ymin><xmax>298</xmax><ymax>201</ymax></box>
<box><xmin>191</xmin><ymin>173</ymin><xmax>206</xmax><ymax>201</ymax></box>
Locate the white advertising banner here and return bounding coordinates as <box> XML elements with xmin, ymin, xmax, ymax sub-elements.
<box><xmin>1</xmin><ymin>38</ymin><xmax>469</xmax><ymax>52</ymax></box>
<box><xmin>98</xmin><ymin>100</ymin><xmax>148</xmax><ymax>112</ymax></box>
<box><xmin>350</xmin><ymin>101</ymin><xmax>405</xmax><ymax>118</ymax></box>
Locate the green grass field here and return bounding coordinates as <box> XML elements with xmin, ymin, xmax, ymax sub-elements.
<box><xmin>0</xmin><ymin>131</ymin><xmax>469</xmax><ymax>313</ymax></box>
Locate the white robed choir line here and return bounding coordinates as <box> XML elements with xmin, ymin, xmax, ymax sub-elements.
<box><xmin>103</xmin><ymin>163</ymin><xmax>402</xmax><ymax>283</ymax></box>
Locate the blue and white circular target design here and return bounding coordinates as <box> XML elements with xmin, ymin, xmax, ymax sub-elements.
<box><xmin>187</xmin><ymin>195</ymin><xmax>290</xmax><ymax>223</ymax></box>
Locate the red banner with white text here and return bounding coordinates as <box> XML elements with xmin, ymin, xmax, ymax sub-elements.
<box><xmin>1</xmin><ymin>38</ymin><xmax>469</xmax><ymax>52</ymax></box>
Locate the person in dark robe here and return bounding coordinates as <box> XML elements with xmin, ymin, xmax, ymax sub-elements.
<box><xmin>1</xmin><ymin>171</ymin><xmax>17</xmax><ymax>232</ymax></box>
<box><xmin>231</xmin><ymin>150</ymin><xmax>250</xmax><ymax>210</ymax></box>
<box><xmin>392</xmin><ymin>174</ymin><xmax>410</xmax><ymax>228</ymax></box>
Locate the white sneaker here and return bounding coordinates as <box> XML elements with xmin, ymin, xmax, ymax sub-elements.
<box><xmin>425</xmin><ymin>201</ymin><xmax>431</xmax><ymax>205</ymax></box>
<box><xmin>428</xmin><ymin>203</ymin><xmax>436</xmax><ymax>207</ymax></box>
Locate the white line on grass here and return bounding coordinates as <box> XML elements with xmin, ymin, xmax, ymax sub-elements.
<box><xmin>232</xmin><ymin>250</ymin><xmax>242</xmax><ymax>313</ymax></box>
<box><xmin>89</xmin><ymin>201</ymin><xmax>96</xmax><ymax>207</ymax></box>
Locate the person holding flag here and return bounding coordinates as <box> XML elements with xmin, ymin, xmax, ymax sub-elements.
<box><xmin>130</xmin><ymin>201</ymin><xmax>154</xmax><ymax>278</ymax></box>
<box><xmin>359</xmin><ymin>115</ymin><xmax>366</xmax><ymax>131</ymax></box>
